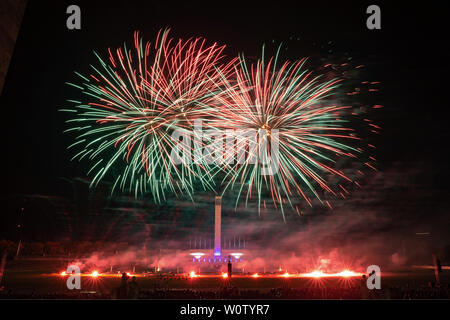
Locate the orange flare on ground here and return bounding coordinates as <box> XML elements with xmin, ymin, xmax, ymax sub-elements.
<box><xmin>336</xmin><ymin>270</ymin><xmax>361</xmax><ymax>277</ymax></box>
<box><xmin>303</xmin><ymin>270</ymin><xmax>326</xmax><ymax>278</ymax></box>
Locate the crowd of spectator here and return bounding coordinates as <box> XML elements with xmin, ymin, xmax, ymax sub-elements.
<box><xmin>1</xmin><ymin>282</ymin><xmax>448</xmax><ymax>299</ymax></box>
<box><xmin>135</xmin><ymin>283</ymin><xmax>449</xmax><ymax>299</ymax></box>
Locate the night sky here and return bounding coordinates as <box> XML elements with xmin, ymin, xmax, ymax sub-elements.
<box><xmin>1</xmin><ymin>1</ymin><xmax>449</xmax><ymax>262</ymax></box>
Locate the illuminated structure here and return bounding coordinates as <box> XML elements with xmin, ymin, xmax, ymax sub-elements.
<box><xmin>214</xmin><ymin>196</ymin><xmax>221</xmax><ymax>256</ymax></box>
<box><xmin>189</xmin><ymin>196</ymin><xmax>246</xmax><ymax>265</ymax></box>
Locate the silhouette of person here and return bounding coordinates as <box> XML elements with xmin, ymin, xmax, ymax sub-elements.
<box><xmin>128</xmin><ymin>276</ymin><xmax>139</xmax><ymax>299</ymax></box>
<box><xmin>118</xmin><ymin>272</ymin><xmax>129</xmax><ymax>299</ymax></box>
<box><xmin>121</xmin><ymin>272</ymin><xmax>129</xmax><ymax>285</ymax></box>
<box><xmin>360</xmin><ymin>274</ymin><xmax>369</xmax><ymax>299</ymax></box>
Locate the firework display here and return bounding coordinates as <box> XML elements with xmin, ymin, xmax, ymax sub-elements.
<box><xmin>6</xmin><ymin>1</ymin><xmax>450</xmax><ymax>307</ymax></box>
<box><xmin>62</xmin><ymin>29</ymin><xmax>235</xmax><ymax>202</ymax></box>
<box><xmin>213</xmin><ymin>46</ymin><xmax>365</xmax><ymax>215</ymax></box>
<box><xmin>63</xmin><ymin>29</ymin><xmax>374</xmax><ymax>212</ymax></box>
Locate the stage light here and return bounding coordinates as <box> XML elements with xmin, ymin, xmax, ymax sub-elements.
<box><xmin>60</xmin><ymin>271</ymin><xmax>66</xmax><ymax>276</ymax></box>
<box><xmin>282</xmin><ymin>272</ymin><xmax>290</xmax><ymax>278</ymax></box>
<box><xmin>190</xmin><ymin>252</ymin><xmax>205</xmax><ymax>260</ymax></box>
<box><xmin>127</xmin><ymin>272</ymin><xmax>131</xmax><ymax>276</ymax></box>
<box><xmin>189</xmin><ymin>271</ymin><xmax>196</xmax><ymax>278</ymax></box>
<box><xmin>252</xmin><ymin>273</ymin><xmax>259</xmax><ymax>278</ymax></box>
<box><xmin>231</xmin><ymin>253</ymin><xmax>243</xmax><ymax>259</ymax></box>
<box><xmin>91</xmin><ymin>271</ymin><xmax>99</xmax><ymax>277</ymax></box>
<box><xmin>222</xmin><ymin>272</ymin><xmax>228</xmax><ymax>279</ymax></box>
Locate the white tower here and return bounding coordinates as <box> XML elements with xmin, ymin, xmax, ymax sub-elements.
<box><xmin>214</xmin><ymin>196</ymin><xmax>222</xmax><ymax>256</ymax></box>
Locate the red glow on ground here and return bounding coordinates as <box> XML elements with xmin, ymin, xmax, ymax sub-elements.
<box><xmin>51</xmin><ymin>269</ymin><xmax>362</xmax><ymax>279</ymax></box>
